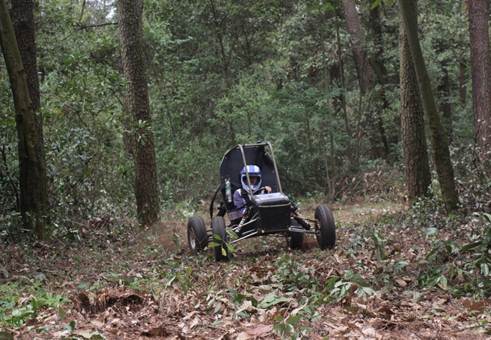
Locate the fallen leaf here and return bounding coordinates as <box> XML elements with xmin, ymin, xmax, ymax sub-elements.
<box><xmin>462</xmin><ymin>299</ymin><xmax>487</xmax><ymax>312</ymax></box>
<box><xmin>257</xmin><ymin>293</ymin><xmax>291</xmax><ymax>309</ymax></box>
<box><xmin>141</xmin><ymin>324</ymin><xmax>171</xmax><ymax>337</ymax></box>
<box><xmin>90</xmin><ymin>320</ymin><xmax>105</xmax><ymax>329</ymax></box>
<box><xmin>236</xmin><ymin>332</ymin><xmax>252</xmax><ymax>340</ymax></box>
<box><xmin>361</xmin><ymin>326</ymin><xmax>377</xmax><ymax>338</ymax></box>
<box><xmin>245</xmin><ymin>324</ymin><xmax>273</xmax><ymax>336</ymax></box>
<box><xmin>395</xmin><ymin>278</ymin><xmax>407</xmax><ymax>287</ymax></box>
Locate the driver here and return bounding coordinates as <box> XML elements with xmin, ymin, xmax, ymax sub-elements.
<box><xmin>229</xmin><ymin>165</ymin><xmax>271</xmax><ymax>222</ymax></box>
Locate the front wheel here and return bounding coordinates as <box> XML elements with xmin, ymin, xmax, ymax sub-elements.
<box><xmin>315</xmin><ymin>205</ymin><xmax>336</xmax><ymax>249</ymax></box>
<box><xmin>211</xmin><ymin>216</ymin><xmax>230</xmax><ymax>262</ymax></box>
<box><xmin>187</xmin><ymin>216</ymin><xmax>208</xmax><ymax>254</ymax></box>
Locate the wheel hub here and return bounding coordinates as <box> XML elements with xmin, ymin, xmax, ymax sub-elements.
<box><xmin>189</xmin><ymin>229</ymin><xmax>197</xmax><ymax>249</ymax></box>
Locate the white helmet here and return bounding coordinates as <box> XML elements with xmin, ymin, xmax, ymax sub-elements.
<box><xmin>240</xmin><ymin>165</ymin><xmax>262</xmax><ymax>192</ymax></box>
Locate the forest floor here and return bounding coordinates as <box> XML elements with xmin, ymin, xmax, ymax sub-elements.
<box><xmin>1</xmin><ymin>198</ymin><xmax>490</xmax><ymax>339</ymax></box>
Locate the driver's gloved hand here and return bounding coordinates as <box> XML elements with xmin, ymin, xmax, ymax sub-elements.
<box><xmin>254</xmin><ymin>186</ymin><xmax>272</xmax><ymax>195</ymax></box>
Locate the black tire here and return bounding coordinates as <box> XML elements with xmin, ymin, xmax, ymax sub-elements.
<box><xmin>315</xmin><ymin>205</ymin><xmax>336</xmax><ymax>249</ymax></box>
<box><xmin>187</xmin><ymin>216</ymin><xmax>208</xmax><ymax>254</ymax></box>
<box><xmin>211</xmin><ymin>216</ymin><xmax>230</xmax><ymax>262</ymax></box>
<box><xmin>288</xmin><ymin>221</ymin><xmax>304</xmax><ymax>250</ymax></box>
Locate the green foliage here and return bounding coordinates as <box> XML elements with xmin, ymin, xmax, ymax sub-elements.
<box><xmin>322</xmin><ymin>270</ymin><xmax>375</xmax><ymax>303</ymax></box>
<box><xmin>0</xmin><ymin>282</ymin><xmax>66</xmax><ymax>328</ymax></box>
<box><xmin>274</xmin><ymin>254</ymin><xmax>319</xmax><ymax>291</ymax></box>
<box><xmin>1</xmin><ymin>0</ymin><xmax>132</xmax><ymax>237</ymax></box>
<box><xmin>273</xmin><ymin>313</ymin><xmax>305</xmax><ymax>339</ymax></box>
<box><xmin>0</xmin><ymin>0</ymin><xmax>481</xmax><ymax>236</ymax></box>
<box><xmin>371</xmin><ymin>230</ymin><xmax>386</xmax><ymax>261</ymax></box>
<box><xmin>273</xmin><ymin>254</ymin><xmax>375</xmax><ymax>305</ymax></box>
<box><xmin>418</xmin><ymin>213</ymin><xmax>491</xmax><ymax>298</ymax></box>
<box><xmin>162</xmin><ymin>258</ymin><xmax>195</xmax><ymax>293</ymax></box>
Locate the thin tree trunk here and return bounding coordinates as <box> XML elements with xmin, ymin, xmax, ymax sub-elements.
<box><xmin>334</xmin><ymin>16</ymin><xmax>351</xmax><ymax>139</ymax></box>
<box><xmin>341</xmin><ymin>0</ymin><xmax>388</xmax><ymax>159</ymax></box>
<box><xmin>0</xmin><ymin>0</ymin><xmax>48</xmax><ymax>238</ymax></box>
<box><xmin>399</xmin><ymin>0</ymin><xmax>458</xmax><ymax>210</ymax></box>
<box><xmin>209</xmin><ymin>0</ymin><xmax>231</xmax><ymax>89</ymax></box>
<box><xmin>341</xmin><ymin>0</ymin><xmax>373</xmax><ymax>93</ymax></box>
<box><xmin>118</xmin><ymin>0</ymin><xmax>160</xmax><ymax>225</ymax></box>
<box><xmin>400</xmin><ymin>21</ymin><xmax>431</xmax><ymax>201</ymax></box>
<box><xmin>468</xmin><ymin>0</ymin><xmax>491</xmax><ymax>165</ymax></box>
<box><xmin>369</xmin><ymin>4</ymin><xmax>391</xmax><ymax>157</ymax></box>
<box><xmin>459</xmin><ymin>61</ymin><xmax>466</xmax><ymax>105</ymax></box>
<box><xmin>438</xmin><ymin>68</ymin><xmax>453</xmax><ymax>144</ymax></box>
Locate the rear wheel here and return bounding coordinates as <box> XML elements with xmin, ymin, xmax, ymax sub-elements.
<box><xmin>211</xmin><ymin>216</ymin><xmax>230</xmax><ymax>262</ymax></box>
<box><xmin>187</xmin><ymin>216</ymin><xmax>208</xmax><ymax>253</ymax></box>
<box><xmin>315</xmin><ymin>205</ymin><xmax>336</xmax><ymax>249</ymax></box>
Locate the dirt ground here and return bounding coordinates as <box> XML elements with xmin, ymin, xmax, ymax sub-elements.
<box><xmin>1</xmin><ymin>199</ymin><xmax>490</xmax><ymax>339</ymax></box>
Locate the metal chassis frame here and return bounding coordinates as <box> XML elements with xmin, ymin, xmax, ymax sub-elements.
<box><xmin>206</xmin><ymin>214</ymin><xmax>320</xmax><ymax>245</ymax></box>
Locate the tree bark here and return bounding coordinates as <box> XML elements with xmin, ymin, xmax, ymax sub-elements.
<box><xmin>0</xmin><ymin>0</ymin><xmax>48</xmax><ymax>238</ymax></box>
<box><xmin>118</xmin><ymin>0</ymin><xmax>160</xmax><ymax>225</ymax></box>
<box><xmin>467</xmin><ymin>0</ymin><xmax>491</xmax><ymax>165</ymax></box>
<box><xmin>11</xmin><ymin>0</ymin><xmax>39</xmax><ymax>111</ymax></box>
<box><xmin>399</xmin><ymin>0</ymin><xmax>458</xmax><ymax>210</ymax></box>
<box><xmin>369</xmin><ymin>4</ymin><xmax>393</xmax><ymax>155</ymax></box>
<box><xmin>11</xmin><ymin>0</ymin><xmax>49</xmax><ymax>234</ymax></box>
<box><xmin>399</xmin><ymin>21</ymin><xmax>431</xmax><ymax>201</ymax></box>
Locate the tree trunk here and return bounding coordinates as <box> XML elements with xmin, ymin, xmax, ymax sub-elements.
<box><xmin>399</xmin><ymin>0</ymin><xmax>458</xmax><ymax>210</ymax></box>
<box><xmin>468</xmin><ymin>0</ymin><xmax>491</xmax><ymax>165</ymax></box>
<box><xmin>209</xmin><ymin>0</ymin><xmax>232</xmax><ymax>90</ymax></box>
<box><xmin>369</xmin><ymin>4</ymin><xmax>389</xmax><ymax>103</ymax></box>
<box><xmin>341</xmin><ymin>0</ymin><xmax>373</xmax><ymax>93</ymax></box>
<box><xmin>11</xmin><ymin>0</ymin><xmax>39</xmax><ymax>111</ymax></box>
<box><xmin>438</xmin><ymin>67</ymin><xmax>453</xmax><ymax>144</ymax></box>
<box><xmin>369</xmin><ymin>4</ymin><xmax>392</xmax><ymax>156</ymax></box>
<box><xmin>341</xmin><ymin>0</ymin><xmax>388</xmax><ymax>159</ymax></box>
<box><xmin>118</xmin><ymin>0</ymin><xmax>160</xmax><ymax>226</ymax></box>
<box><xmin>400</xmin><ymin>21</ymin><xmax>431</xmax><ymax>201</ymax></box>
<box><xmin>0</xmin><ymin>0</ymin><xmax>48</xmax><ymax>238</ymax></box>
<box><xmin>11</xmin><ymin>0</ymin><xmax>49</xmax><ymax>234</ymax></box>
<box><xmin>333</xmin><ymin>16</ymin><xmax>351</xmax><ymax>139</ymax></box>
<box><xmin>459</xmin><ymin>61</ymin><xmax>466</xmax><ymax>105</ymax></box>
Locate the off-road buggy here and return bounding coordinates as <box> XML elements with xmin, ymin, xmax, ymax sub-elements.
<box><xmin>187</xmin><ymin>142</ymin><xmax>336</xmax><ymax>261</ymax></box>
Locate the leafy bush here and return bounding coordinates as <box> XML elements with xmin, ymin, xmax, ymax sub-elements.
<box><xmin>417</xmin><ymin>213</ymin><xmax>491</xmax><ymax>298</ymax></box>
<box><xmin>0</xmin><ymin>282</ymin><xmax>66</xmax><ymax>328</ymax></box>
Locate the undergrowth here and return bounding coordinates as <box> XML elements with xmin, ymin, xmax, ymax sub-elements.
<box><xmin>0</xmin><ymin>281</ymin><xmax>66</xmax><ymax>328</ymax></box>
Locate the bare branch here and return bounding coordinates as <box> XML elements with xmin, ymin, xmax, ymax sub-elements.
<box><xmin>76</xmin><ymin>22</ymin><xmax>118</xmax><ymax>30</ymax></box>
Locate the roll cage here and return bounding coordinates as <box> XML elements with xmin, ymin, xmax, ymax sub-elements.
<box><xmin>209</xmin><ymin>142</ymin><xmax>283</xmax><ymax>219</ymax></box>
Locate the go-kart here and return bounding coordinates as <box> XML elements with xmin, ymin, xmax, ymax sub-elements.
<box><xmin>187</xmin><ymin>142</ymin><xmax>336</xmax><ymax>261</ymax></box>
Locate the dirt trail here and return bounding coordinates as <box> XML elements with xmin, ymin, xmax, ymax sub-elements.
<box><xmin>2</xmin><ymin>200</ymin><xmax>490</xmax><ymax>339</ymax></box>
